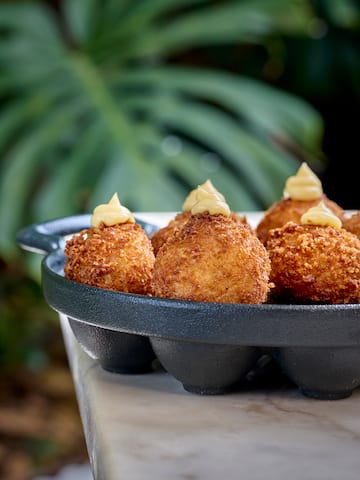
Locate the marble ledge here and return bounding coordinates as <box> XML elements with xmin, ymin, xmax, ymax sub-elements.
<box><xmin>60</xmin><ymin>315</ymin><xmax>360</xmax><ymax>480</ymax></box>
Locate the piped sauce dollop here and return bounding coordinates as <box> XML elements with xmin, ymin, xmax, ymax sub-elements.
<box><xmin>301</xmin><ymin>201</ymin><xmax>342</xmax><ymax>229</ymax></box>
<box><xmin>283</xmin><ymin>163</ymin><xmax>323</xmax><ymax>201</ymax></box>
<box><xmin>91</xmin><ymin>193</ymin><xmax>135</xmax><ymax>227</ymax></box>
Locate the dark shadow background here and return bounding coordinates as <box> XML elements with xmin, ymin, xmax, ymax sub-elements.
<box><xmin>279</xmin><ymin>3</ymin><xmax>360</xmax><ymax>208</ymax></box>
<box><xmin>171</xmin><ymin>1</ymin><xmax>360</xmax><ymax>208</ymax></box>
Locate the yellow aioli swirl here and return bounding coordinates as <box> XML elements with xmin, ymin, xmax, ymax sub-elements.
<box><xmin>283</xmin><ymin>162</ymin><xmax>323</xmax><ymax>201</ymax></box>
<box><xmin>301</xmin><ymin>201</ymin><xmax>342</xmax><ymax>229</ymax></box>
<box><xmin>191</xmin><ymin>185</ymin><xmax>230</xmax><ymax>217</ymax></box>
<box><xmin>91</xmin><ymin>193</ymin><xmax>135</xmax><ymax>227</ymax></box>
<box><xmin>182</xmin><ymin>179</ymin><xmax>225</xmax><ymax>212</ymax></box>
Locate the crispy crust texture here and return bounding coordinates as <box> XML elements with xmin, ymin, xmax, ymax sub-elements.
<box><xmin>151</xmin><ymin>211</ymin><xmax>251</xmax><ymax>255</ymax></box>
<box><xmin>151</xmin><ymin>212</ymin><xmax>191</xmax><ymax>256</ymax></box>
<box><xmin>267</xmin><ymin>222</ymin><xmax>360</xmax><ymax>304</ymax></box>
<box><xmin>64</xmin><ymin>223</ymin><xmax>155</xmax><ymax>294</ymax></box>
<box><xmin>256</xmin><ymin>195</ymin><xmax>344</xmax><ymax>245</ymax></box>
<box><xmin>343</xmin><ymin>211</ymin><xmax>360</xmax><ymax>239</ymax></box>
<box><xmin>153</xmin><ymin>213</ymin><xmax>271</xmax><ymax>304</ymax></box>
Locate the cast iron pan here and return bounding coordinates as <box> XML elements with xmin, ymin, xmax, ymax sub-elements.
<box><xmin>17</xmin><ymin>214</ymin><xmax>360</xmax><ymax>399</ymax></box>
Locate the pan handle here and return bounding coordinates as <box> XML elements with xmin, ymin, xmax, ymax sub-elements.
<box><xmin>16</xmin><ymin>214</ymin><xmax>92</xmax><ymax>255</ymax></box>
<box><xmin>16</xmin><ymin>214</ymin><xmax>159</xmax><ymax>255</ymax></box>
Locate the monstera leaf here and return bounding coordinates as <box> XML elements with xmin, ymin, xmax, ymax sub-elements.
<box><xmin>0</xmin><ymin>0</ymin><xmax>323</xmax><ymax>258</ymax></box>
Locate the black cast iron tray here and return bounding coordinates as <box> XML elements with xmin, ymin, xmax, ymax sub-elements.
<box><xmin>17</xmin><ymin>214</ymin><xmax>360</xmax><ymax>400</ymax></box>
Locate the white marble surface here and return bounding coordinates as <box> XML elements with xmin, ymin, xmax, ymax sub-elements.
<box><xmin>60</xmin><ymin>316</ymin><xmax>360</xmax><ymax>480</ymax></box>
<box><xmin>59</xmin><ymin>212</ymin><xmax>360</xmax><ymax>480</ymax></box>
<box><xmin>34</xmin><ymin>464</ymin><xmax>92</xmax><ymax>480</ymax></box>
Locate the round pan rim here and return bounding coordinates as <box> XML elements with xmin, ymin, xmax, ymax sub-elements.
<box><xmin>42</xmin><ymin>249</ymin><xmax>360</xmax><ymax>348</ymax></box>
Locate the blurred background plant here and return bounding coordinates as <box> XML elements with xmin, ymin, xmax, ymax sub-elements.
<box><xmin>0</xmin><ymin>0</ymin><xmax>358</xmax><ymax>478</ymax></box>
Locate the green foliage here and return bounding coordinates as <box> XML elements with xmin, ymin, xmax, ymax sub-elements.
<box><xmin>0</xmin><ymin>257</ymin><xmax>57</xmax><ymax>370</ymax></box>
<box><xmin>0</xmin><ymin>0</ymin><xmax>324</xmax><ymax>259</ymax></box>
<box><xmin>276</xmin><ymin>0</ymin><xmax>360</xmax><ymax>99</ymax></box>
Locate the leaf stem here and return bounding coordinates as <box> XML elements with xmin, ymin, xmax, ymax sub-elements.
<box><xmin>68</xmin><ymin>52</ymin><xmax>147</xmax><ymax>171</ymax></box>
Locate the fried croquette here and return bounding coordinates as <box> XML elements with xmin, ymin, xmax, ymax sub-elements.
<box><xmin>150</xmin><ymin>178</ymin><xmax>250</xmax><ymax>255</ymax></box>
<box><xmin>151</xmin><ymin>211</ymin><xmax>250</xmax><ymax>255</ymax></box>
<box><xmin>64</xmin><ymin>223</ymin><xmax>155</xmax><ymax>294</ymax></box>
<box><xmin>153</xmin><ymin>213</ymin><xmax>272</xmax><ymax>304</ymax></box>
<box><xmin>343</xmin><ymin>211</ymin><xmax>360</xmax><ymax>239</ymax></box>
<box><xmin>256</xmin><ymin>162</ymin><xmax>344</xmax><ymax>245</ymax></box>
<box><xmin>256</xmin><ymin>195</ymin><xmax>344</xmax><ymax>246</ymax></box>
<box><xmin>267</xmin><ymin>222</ymin><xmax>360</xmax><ymax>304</ymax></box>
<box><xmin>231</xmin><ymin>212</ymin><xmax>252</xmax><ymax>228</ymax></box>
<box><xmin>151</xmin><ymin>211</ymin><xmax>191</xmax><ymax>256</ymax></box>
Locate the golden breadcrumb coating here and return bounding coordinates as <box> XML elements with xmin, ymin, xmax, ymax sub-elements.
<box><xmin>256</xmin><ymin>195</ymin><xmax>344</xmax><ymax>245</ymax></box>
<box><xmin>343</xmin><ymin>211</ymin><xmax>360</xmax><ymax>239</ymax></box>
<box><xmin>64</xmin><ymin>223</ymin><xmax>155</xmax><ymax>294</ymax></box>
<box><xmin>151</xmin><ymin>212</ymin><xmax>191</xmax><ymax>256</ymax></box>
<box><xmin>151</xmin><ymin>211</ymin><xmax>250</xmax><ymax>255</ymax></box>
<box><xmin>267</xmin><ymin>222</ymin><xmax>360</xmax><ymax>304</ymax></box>
<box><xmin>230</xmin><ymin>212</ymin><xmax>252</xmax><ymax>229</ymax></box>
<box><xmin>153</xmin><ymin>213</ymin><xmax>271</xmax><ymax>304</ymax></box>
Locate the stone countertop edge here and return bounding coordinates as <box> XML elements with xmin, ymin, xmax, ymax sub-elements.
<box><xmin>60</xmin><ymin>314</ymin><xmax>360</xmax><ymax>480</ymax></box>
